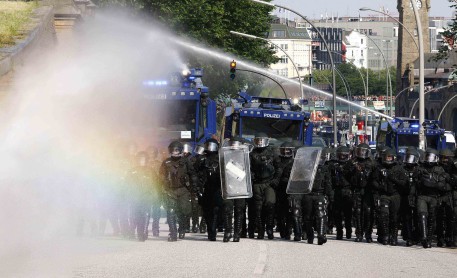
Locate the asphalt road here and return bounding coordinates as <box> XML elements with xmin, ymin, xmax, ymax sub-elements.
<box><xmin>8</xmin><ymin>220</ymin><xmax>456</xmax><ymax>278</ymax></box>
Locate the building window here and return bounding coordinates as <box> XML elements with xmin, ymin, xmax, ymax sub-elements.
<box><xmin>280</xmin><ymin>44</ymin><xmax>288</xmax><ymax>50</ymax></box>
<box><xmin>361</xmin><ymin>39</ymin><xmax>364</xmax><ymax>45</ymax></box>
<box><xmin>279</xmin><ymin>55</ymin><xmax>288</xmax><ymax>64</ymax></box>
<box><xmin>272</xmin><ymin>30</ymin><xmax>286</xmax><ymax>38</ymax></box>
<box><xmin>361</xmin><ymin>50</ymin><xmax>364</xmax><ymax>57</ymax></box>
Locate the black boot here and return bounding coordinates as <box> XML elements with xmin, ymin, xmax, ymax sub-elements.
<box><xmin>208</xmin><ymin>208</ymin><xmax>219</xmax><ymax>241</ymax></box>
<box><xmin>200</xmin><ymin>217</ymin><xmax>207</xmax><ymax>234</ymax></box>
<box><xmin>223</xmin><ymin>208</ymin><xmax>233</xmax><ymax>243</ymax></box>
<box><xmin>266</xmin><ymin>205</ymin><xmax>275</xmax><ymax>240</ymax></box>
<box><xmin>317</xmin><ymin>216</ymin><xmax>327</xmax><ymax>245</ymax></box>
<box><xmin>233</xmin><ymin>207</ymin><xmax>243</xmax><ymax>242</ymax></box>
<box><xmin>167</xmin><ymin>212</ymin><xmax>178</xmax><ymax>242</ymax></box>
<box><xmin>304</xmin><ymin>221</ymin><xmax>314</xmax><ymax>244</ymax></box>
<box><xmin>292</xmin><ymin>216</ymin><xmax>302</xmax><ymax>241</ymax></box>
<box><xmin>354</xmin><ymin>208</ymin><xmax>363</xmax><ymax>242</ymax></box>
<box><xmin>426</xmin><ymin>213</ymin><xmax>435</xmax><ymax>249</ymax></box>
<box><xmin>418</xmin><ymin>213</ymin><xmax>429</xmax><ymax>248</ymax></box>
<box><xmin>389</xmin><ymin>222</ymin><xmax>398</xmax><ymax>246</ymax></box>
<box><xmin>379</xmin><ymin>213</ymin><xmax>389</xmax><ymax>245</ymax></box>
<box><xmin>256</xmin><ymin>206</ymin><xmax>265</xmax><ymax>239</ymax></box>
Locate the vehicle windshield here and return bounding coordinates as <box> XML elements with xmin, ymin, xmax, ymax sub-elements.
<box><xmin>426</xmin><ymin>135</ymin><xmax>440</xmax><ymax>149</ymax></box>
<box><xmin>240</xmin><ymin>117</ymin><xmax>302</xmax><ymax>146</ymax></box>
<box><xmin>132</xmin><ymin>99</ymin><xmax>197</xmax><ymax>141</ymax></box>
<box><xmin>397</xmin><ymin>134</ymin><xmax>419</xmax><ymax>149</ymax></box>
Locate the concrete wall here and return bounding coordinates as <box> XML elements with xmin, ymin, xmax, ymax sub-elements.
<box><xmin>0</xmin><ymin>6</ymin><xmax>56</xmax><ymax>77</ymax></box>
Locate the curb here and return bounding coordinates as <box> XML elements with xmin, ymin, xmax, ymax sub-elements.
<box><xmin>0</xmin><ymin>6</ymin><xmax>55</xmax><ymax>77</ymax></box>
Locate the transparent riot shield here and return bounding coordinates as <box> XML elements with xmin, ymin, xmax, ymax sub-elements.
<box><xmin>219</xmin><ymin>145</ymin><xmax>252</xmax><ymax>199</ymax></box>
<box><xmin>286</xmin><ymin>147</ymin><xmax>322</xmax><ymax>194</ymax></box>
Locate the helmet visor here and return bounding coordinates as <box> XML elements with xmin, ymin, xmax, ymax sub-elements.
<box><xmin>254</xmin><ymin>137</ymin><xmax>269</xmax><ymax>148</ymax></box>
<box><xmin>205</xmin><ymin>141</ymin><xmax>219</xmax><ymax>152</ymax></box>
<box><xmin>170</xmin><ymin>147</ymin><xmax>182</xmax><ymax>157</ymax></box>
<box><xmin>338</xmin><ymin>152</ymin><xmax>350</xmax><ymax>162</ymax></box>
<box><xmin>279</xmin><ymin>147</ymin><xmax>294</xmax><ymax>157</ymax></box>
<box><xmin>183</xmin><ymin>144</ymin><xmax>192</xmax><ymax>154</ymax></box>
<box><xmin>425</xmin><ymin>153</ymin><xmax>438</xmax><ymax>163</ymax></box>
<box><xmin>194</xmin><ymin>145</ymin><xmax>205</xmax><ymax>155</ymax></box>
<box><xmin>405</xmin><ymin>154</ymin><xmax>419</xmax><ymax>164</ymax></box>
<box><xmin>355</xmin><ymin>147</ymin><xmax>369</xmax><ymax>159</ymax></box>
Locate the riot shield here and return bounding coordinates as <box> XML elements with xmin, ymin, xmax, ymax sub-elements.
<box><xmin>286</xmin><ymin>147</ymin><xmax>322</xmax><ymax>194</ymax></box>
<box><xmin>219</xmin><ymin>145</ymin><xmax>252</xmax><ymax>199</ymax></box>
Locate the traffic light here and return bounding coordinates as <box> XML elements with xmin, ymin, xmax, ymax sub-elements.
<box><xmin>230</xmin><ymin>60</ymin><xmax>236</xmax><ymax>80</ymax></box>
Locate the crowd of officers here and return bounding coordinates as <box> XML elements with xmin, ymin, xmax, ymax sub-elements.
<box><xmin>114</xmin><ymin>133</ymin><xmax>457</xmax><ymax>249</ymax></box>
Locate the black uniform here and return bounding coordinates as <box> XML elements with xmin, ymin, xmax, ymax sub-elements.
<box><xmin>302</xmin><ymin>163</ymin><xmax>334</xmax><ymax>245</ymax></box>
<box><xmin>436</xmin><ymin>150</ymin><xmax>456</xmax><ymax>247</ymax></box>
<box><xmin>250</xmin><ymin>146</ymin><xmax>282</xmax><ymax>239</ymax></box>
<box><xmin>276</xmin><ymin>154</ymin><xmax>294</xmax><ymax>240</ymax></box>
<box><xmin>415</xmin><ymin>158</ymin><xmax>450</xmax><ymax>248</ymax></box>
<box><xmin>331</xmin><ymin>159</ymin><xmax>354</xmax><ymax>239</ymax></box>
<box><xmin>149</xmin><ymin>158</ymin><xmax>163</xmax><ymax>237</ymax></box>
<box><xmin>200</xmin><ymin>151</ymin><xmax>224</xmax><ymax>241</ymax></box>
<box><xmin>350</xmin><ymin>157</ymin><xmax>375</xmax><ymax>242</ymax></box>
<box><xmin>127</xmin><ymin>165</ymin><xmax>154</xmax><ymax>241</ymax></box>
<box><xmin>160</xmin><ymin>156</ymin><xmax>196</xmax><ymax>241</ymax></box>
<box><xmin>372</xmin><ymin>160</ymin><xmax>407</xmax><ymax>245</ymax></box>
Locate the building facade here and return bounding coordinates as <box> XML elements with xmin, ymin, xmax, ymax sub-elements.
<box><xmin>267</xmin><ymin>23</ymin><xmax>312</xmax><ymax>78</ymax></box>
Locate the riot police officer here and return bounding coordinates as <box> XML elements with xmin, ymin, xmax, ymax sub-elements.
<box><xmin>351</xmin><ymin>143</ymin><xmax>375</xmax><ymax>243</ymax></box>
<box><xmin>190</xmin><ymin>144</ymin><xmax>206</xmax><ymax>233</ymax></box>
<box><xmin>220</xmin><ymin>137</ymin><xmax>249</xmax><ymax>242</ymax></box>
<box><xmin>276</xmin><ymin>142</ymin><xmax>295</xmax><ymax>240</ymax></box>
<box><xmin>400</xmin><ymin>148</ymin><xmax>420</xmax><ymax>246</ymax></box>
<box><xmin>200</xmin><ymin>138</ymin><xmax>224</xmax><ymax>241</ymax></box>
<box><xmin>436</xmin><ymin>148</ymin><xmax>455</xmax><ymax>247</ymax></box>
<box><xmin>372</xmin><ymin>149</ymin><xmax>407</xmax><ymax>245</ymax></box>
<box><xmin>147</xmin><ymin>146</ymin><xmax>163</xmax><ymax>237</ymax></box>
<box><xmin>160</xmin><ymin>141</ymin><xmax>197</xmax><ymax>241</ymax></box>
<box><xmin>302</xmin><ymin>148</ymin><xmax>334</xmax><ymax>245</ymax></box>
<box><xmin>128</xmin><ymin>151</ymin><xmax>155</xmax><ymax>241</ymax></box>
<box><xmin>332</xmin><ymin>146</ymin><xmax>354</xmax><ymax>240</ymax></box>
<box><xmin>250</xmin><ymin>132</ymin><xmax>282</xmax><ymax>240</ymax></box>
<box><xmin>415</xmin><ymin>148</ymin><xmax>450</xmax><ymax>248</ymax></box>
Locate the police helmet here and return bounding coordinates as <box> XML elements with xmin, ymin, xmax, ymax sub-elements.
<box><xmin>375</xmin><ymin>145</ymin><xmax>391</xmax><ymax>161</ymax></box>
<box><xmin>182</xmin><ymin>142</ymin><xmax>193</xmax><ymax>155</ymax></box>
<box><xmin>336</xmin><ymin>146</ymin><xmax>351</xmax><ymax>162</ymax></box>
<box><xmin>382</xmin><ymin>149</ymin><xmax>396</xmax><ymax>165</ymax></box>
<box><xmin>204</xmin><ymin>138</ymin><xmax>219</xmax><ymax>153</ymax></box>
<box><xmin>253</xmin><ymin>132</ymin><xmax>270</xmax><ymax>148</ymax></box>
<box><xmin>439</xmin><ymin>148</ymin><xmax>454</xmax><ymax>165</ymax></box>
<box><xmin>168</xmin><ymin>141</ymin><xmax>183</xmax><ymax>157</ymax></box>
<box><xmin>355</xmin><ymin>143</ymin><xmax>370</xmax><ymax>159</ymax></box>
<box><xmin>405</xmin><ymin>149</ymin><xmax>420</xmax><ymax>165</ymax></box>
<box><xmin>279</xmin><ymin>142</ymin><xmax>295</xmax><ymax>158</ymax></box>
<box><xmin>425</xmin><ymin>148</ymin><xmax>439</xmax><ymax>165</ymax></box>
<box><xmin>194</xmin><ymin>144</ymin><xmax>205</xmax><ymax>155</ymax></box>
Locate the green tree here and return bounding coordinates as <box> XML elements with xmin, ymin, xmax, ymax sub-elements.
<box><xmin>434</xmin><ymin>1</ymin><xmax>457</xmax><ymax>63</ymax></box>
<box><xmin>309</xmin><ymin>64</ymin><xmax>396</xmax><ymax>97</ymax></box>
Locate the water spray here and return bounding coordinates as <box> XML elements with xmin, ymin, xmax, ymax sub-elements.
<box><xmin>173</xmin><ymin>39</ymin><xmax>393</xmax><ymax>120</ymax></box>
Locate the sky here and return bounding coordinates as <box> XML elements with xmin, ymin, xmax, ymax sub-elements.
<box><xmin>276</xmin><ymin>0</ymin><xmax>455</xmax><ymax>18</ymax></box>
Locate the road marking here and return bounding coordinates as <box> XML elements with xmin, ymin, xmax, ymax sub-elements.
<box><xmin>253</xmin><ymin>243</ymin><xmax>267</xmax><ymax>275</ymax></box>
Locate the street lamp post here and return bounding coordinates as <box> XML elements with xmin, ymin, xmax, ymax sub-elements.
<box><xmin>411</xmin><ymin>3</ymin><xmax>425</xmax><ymax>150</ymax></box>
<box><xmin>383</xmin><ymin>39</ymin><xmax>394</xmax><ymax>116</ymax></box>
<box><xmin>229</xmin><ymin>31</ymin><xmax>304</xmax><ymax>107</ymax></box>
<box><xmin>365</xmin><ymin>35</ymin><xmax>392</xmax><ymax>117</ymax></box>
<box><xmin>250</xmin><ymin>0</ymin><xmax>338</xmax><ymax>146</ymax></box>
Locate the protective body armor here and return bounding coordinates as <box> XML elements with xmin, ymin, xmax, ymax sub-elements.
<box><xmin>250</xmin><ymin>147</ymin><xmax>276</xmax><ymax>182</ymax></box>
